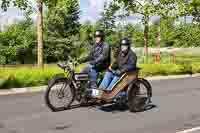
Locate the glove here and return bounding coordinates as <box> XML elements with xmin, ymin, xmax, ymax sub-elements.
<box><xmin>89</xmin><ymin>64</ymin><xmax>96</xmax><ymax>69</ymax></box>
<box><xmin>78</xmin><ymin>58</ymin><xmax>86</xmax><ymax>64</ymax></box>
<box><xmin>89</xmin><ymin>60</ymin><xmax>96</xmax><ymax>65</ymax></box>
<box><xmin>115</xmin><ymin>70</ymin><xmax>122</xmax><ymax>77</ymax></box>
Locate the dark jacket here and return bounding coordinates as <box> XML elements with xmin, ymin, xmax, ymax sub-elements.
<box><xmin>82</xmin><ymin>42</ymin><xmax>111</xmax><ymax>71</ymax></box>
<box><xmin>111</xmin><ymin>49</ymin><xmax>137</xmax><ymax>76</ymax></box>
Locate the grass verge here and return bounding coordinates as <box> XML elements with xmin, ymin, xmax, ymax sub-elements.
<box><xmin>0</xmin><ymin>63</ymin><xmax>198</xmax><ymax>89</ymax></box>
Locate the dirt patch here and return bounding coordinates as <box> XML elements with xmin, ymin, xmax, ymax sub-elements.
<box><xmin>0</xmin><ymin>122</ymin><xmax>5</xmax><ymax>128</ymax></box>
<box><xmin>54</xmin><ymin>124</ymin><xmax>72</xmax><ymax>130</ymax></box>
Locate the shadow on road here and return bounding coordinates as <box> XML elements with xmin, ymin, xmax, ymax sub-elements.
<box><xmin>98</xmin><ymin>104</ymin><xmax>157</xmax><ymax>113</ymax></box>
<box><xmin>66</xmin><ymin>103</ymin><xmax>157</xmax><ymax>113</ymax></box>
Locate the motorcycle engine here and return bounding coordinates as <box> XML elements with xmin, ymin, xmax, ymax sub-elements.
<box><xmin>75</xmin><ymin>80</ymin><xmax>89</xmax><ymax>102</ymax></box>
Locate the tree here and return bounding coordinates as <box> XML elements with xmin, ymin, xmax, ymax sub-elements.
<box><xmin>37</xmin><ymin>0</ymin><xmax>43</xmax><ymax>67</ymax></box>
<box><xmin>0</xmin><ymin>18</ymin><xmax>36</xmax><ymax>64</ymax></box>
<box><xmin>46</xmin><ymin>0</ymin><xmax>80</xmax><ymax>37</ymax></box>
<box><xmin>1</xmin><ymin>0</ymin><xmax>44</xmax><ymax>67</ymax></box>
<box><xmin>190</xmin><ymin>0</ymin><xmax>200</xmax><ymax>24</ymax></box>
<box><xmin>109</xmin><ymin>0</ymin><xmax>158</xmax><ymax>63</ymax></box>
<box><xmin>80</xmin><ymin>21</ymin><xmax>95</xmax><ymax>46</ymax></box>
<box><xmin>97</xmin><ymin>1</ymin><xmax>118</xmax><ymax>36</ymax></box>
<box><xmin>45</xmin><ymin>0</ymin><xmax>80</xmax><ymax>62</ymax></box>
<box><xmin>1</xmin><ymin>0</ymin><xmax>29</xmax><ymax>11</ymax></box>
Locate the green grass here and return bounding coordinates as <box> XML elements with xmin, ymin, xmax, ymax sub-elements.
<box><xmin>191</xmin><ymin>62</ymin><xmax>200</xmax><ymax>74</ymax></box>
<box><xmin>0</xmin><ymin>63</ymin><xmax>198</xmax><ymax>89</ymax></box>
<box><xmin>0</xmin><ymin>64</ymin><xmax>86</xmax><ymax>89</ymax></box>
<box><xmin>138</xmin><ymin>52</ymin><xmax>200</xmax><ymax>64</ymax></box>
<box><xmin>139</xmin><ymin>64</ymin><xmax>192</xmax><ymax>77</ymax></box>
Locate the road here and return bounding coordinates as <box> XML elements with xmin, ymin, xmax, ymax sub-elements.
<box><xmin>0</xmin><ymin>77</ymin><xmax>200</xmax><ymax>133</ymax></box>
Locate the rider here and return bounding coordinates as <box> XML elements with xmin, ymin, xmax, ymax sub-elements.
<box><xmin>98</xmin><ymin>37</ymin><xmax>137</xmax><ymax>92</ymax></box>
<box><xmin>79</xmin><ymin>30</ymin><xmax>111</xmax><ymax>91</ymax></box>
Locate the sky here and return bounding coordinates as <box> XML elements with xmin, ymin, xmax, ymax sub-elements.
<box><xmin>0</xmin><ymin>0</ymin><xmax>192</xmax><ymax>28</ymax></box>
<box><xmin>0</xmin><ymin>0</ymin><xmax>112</xmax><ymax>26</ymax></box>
<box><xmin>80</xmin><ymin>0</ymin><xmax>106</xmax><ymax>22</ymax></box>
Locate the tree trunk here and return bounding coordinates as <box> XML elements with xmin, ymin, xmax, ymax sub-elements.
<box><xmin>144</xmin><ymin>17</ymin><xmax>149</xmax><ymax>63</ymax></box>
<box><xmin>184</xmin><ymin>16</ymin><xmax>187</xmax><ymax>24</ymax></box>
<box><xmin>156</xmin><ymin>25</ymin><xmax>161</xmax><ymax>64</ymax></box>
<box><xmin>37</xmin><ymin>0</ymin><xmax>44</xmax><ymax>68</ymax></box>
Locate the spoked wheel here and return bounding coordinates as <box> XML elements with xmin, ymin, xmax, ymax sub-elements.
<box><xmin>128</xmin><ymin>78</ymin><xmax>152</xmax><ymax>112</ymax></box>
<box><xmin>45</xmin><ymin>78</ymin><xmax>75</xmax><ymax>112</ymax></box>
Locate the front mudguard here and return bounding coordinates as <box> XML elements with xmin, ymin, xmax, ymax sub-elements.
<box><xmin>48</xmin><ymin>73</ymin><xmax>66</xmax><ymax>85</ymax></box>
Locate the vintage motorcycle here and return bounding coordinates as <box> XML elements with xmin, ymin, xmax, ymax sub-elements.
<box><xmin>45</xmin><ymin>60</ymin><xmax>152</xmax><ymax>112</ymax></box>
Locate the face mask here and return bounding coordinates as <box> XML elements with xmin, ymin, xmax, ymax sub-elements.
<box><xmin>121</xmin><ymin>45</ymin><xmax>128</xmax><ymax>52</ymax></box>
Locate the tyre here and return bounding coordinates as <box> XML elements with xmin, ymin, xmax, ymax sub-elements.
<box><xmin>45</xmin><ymin>77</ymin><xmax>75</xmax><ymax>112</ymax></box>
<box><xmin>128</xmin><ymin>78</ymin><xmax>152</xmax><ymax>112</ymax></box>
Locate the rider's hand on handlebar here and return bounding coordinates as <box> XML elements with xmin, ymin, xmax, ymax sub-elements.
<box><xmin>77</xmin><ymin>58</ymin><xmax>85</xmax><ymax>64</ymax></box>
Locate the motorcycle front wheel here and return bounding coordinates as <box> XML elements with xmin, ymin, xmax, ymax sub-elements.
<box><xmin>45</xmin><ymin>78</ymin><xmax>75</xmax><ymax>112</ymax></box>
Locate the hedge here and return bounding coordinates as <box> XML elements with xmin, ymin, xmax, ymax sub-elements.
<box><xmin>0</xmin><ymin>63</ymin><xmax>199</xmax><ymax>89</ymax></box>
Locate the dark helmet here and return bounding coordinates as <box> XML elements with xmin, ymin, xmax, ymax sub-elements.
<box><xmin>95</xmin><ymin>30</ymin><xmax>104</xmax><ymax>38</ymax></box>
<box><xmin>120</xmin><ymin>38</ymin><xmax>130</xmax><ymax>46</ymax></box>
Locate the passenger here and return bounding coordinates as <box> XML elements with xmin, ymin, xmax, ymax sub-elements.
<box><xmin>99</xmin><ymin>38</ymin><xmax>137</xmax><ymax>92</ymax></box>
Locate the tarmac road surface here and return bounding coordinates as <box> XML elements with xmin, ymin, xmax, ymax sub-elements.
<box><xmin>0</xmin><ymin>76</ymin><xmax>200</xmax><ymax>133</ymax></box>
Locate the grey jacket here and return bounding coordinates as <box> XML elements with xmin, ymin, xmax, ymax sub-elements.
<box><xmin>82</xmin><ymin>42</ymin><xmax>111</xmax><ymax>71</ymax></box>
<box><xmin>111</xmin><ymin>49</ymin><xmax>137</xmax><ymax>76</ymax></box>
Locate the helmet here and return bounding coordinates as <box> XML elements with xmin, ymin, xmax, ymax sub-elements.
<box><xmin>95</xmin><ymin>30</ymin><xmax>104</xmax><ymax>38</ymax></box>
<box><xmin>120</xmin><ymin>38</ymin><xmax>130</xmax><ymax>46</ymax></box>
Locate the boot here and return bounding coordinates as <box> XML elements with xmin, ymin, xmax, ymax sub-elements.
<box><xmin>90</xmin><ymin>81</ymin><xmax>97</xmax><ymax>90</ymax></box>
<box><xmin>90</xmin><ymin>81</ymin><xmax>103</xmax><ymax>98</ymax></box>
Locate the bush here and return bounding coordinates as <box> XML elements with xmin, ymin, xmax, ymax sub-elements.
<box><xmin>0</xmin><ymin>65</ymin><xmax>61</xmax><ymax>89</ymax></box>
<box><xmin>191</xmin><ymin>63</ymin><xmax>200</xmax><ymax>74</ymax></box>
<box><xmin>0</xmin><ymin>64</ymin><xmax>87</xmax><ymax>89</ymax></box>
<box><xmin>0</xmin><ymin>63</ymin><xmax>199</xmax><ymax>89</ymax></box>
<box><xmin>139</xmin><ymin>64</ymin><xmax>192</xmax><ymax>77</ymax></box>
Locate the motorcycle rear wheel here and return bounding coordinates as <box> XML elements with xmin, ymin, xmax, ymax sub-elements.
<box><xmin>128</xmin><ymin>78</ymin><xmax>152</xmax><ymax>112</ymax></box>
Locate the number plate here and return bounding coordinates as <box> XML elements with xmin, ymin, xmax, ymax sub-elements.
<box><xmin>92</xmin><ymin>89</ymin><xmax>100</xmax><ymax>97</ymax></box>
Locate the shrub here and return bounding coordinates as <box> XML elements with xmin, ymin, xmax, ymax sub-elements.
<box><xmin>0</xmin><ymin>64</ymin><xmax>87</xmax><ymax>89</ymax></box>
<box><xmin>139</xmin><ymin>64</ymin><xmax>192</xmax><ymax>77</ymax></box>
<box><xmin>0</xmin><ymin>63</ymin><xmax>198</xmax><ymax>89</ymax></box>
<box><xmin>191</xmin><ymin>63</ymin><xmax>200</xmax><ymax>74</ymax></box>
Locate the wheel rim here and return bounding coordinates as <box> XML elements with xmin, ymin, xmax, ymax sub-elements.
<box><xmin>49</xmin><ymin>81</ymin><xmax>73</xmax><ymax>109</ymax></box>
<box><xmin>133</xmin><ymin>81</ymin><xmax>150</xmax><ymax>108</ymax></box>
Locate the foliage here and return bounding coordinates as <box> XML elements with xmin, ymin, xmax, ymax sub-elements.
<box><xmin>46</xmin><ymin>0</ymin><xmax>80</xmax><ymax>37</ymax></box>
<box><xmin>0</xmin><ymin>64</ymin><xmax>85</xmax><ymax>89</ymax></box>
<box><xmin>79</xmin><ymin>21</ymin><xmax>96</xmax><ymax>46</ymax></box>
<box><xmin>139</xmin><ymin>63</ymin><xmax>192</xmax><ymax>77</ymax></box>
<box><xmin>0</xmin><ymin>63</ymin><xmax>198</xmax><ymax>89</ymax></box>
<box><xmin>1</xmin><ymin>0</ymin><xmax>29</xmax><ymax>11</ymax></box>
<box><xmin>190</xmin><ymin>0</ymin><xmax>200</xmax><ymax>23</ymax></box>
<box><xmin>44</xmin><ymin>0</ymin><xmax>81</xmax><ymax>62</ymax></box>
<box><xmin>160</xmin><ymin>21</ymin><xmax>200</xmax><ymax>47</ymax></box>
<box><xmin>96</xmin><ymin>1</ymin><xmax>118</xmax><ymax>36</ymax></box>
<box><xmin>191</xmin><ymin>62</ymin><xmax>200</xmax><ymax>73</ymax></box>
<box><xmin>0</xmin><ymin>18</ymin><xmax>36</xmax><ymax>64</ymax></box>
<box><xmin>44</xmin><ymin>36</ymin><xmax>84</xmax><ymax>62</ymax></box>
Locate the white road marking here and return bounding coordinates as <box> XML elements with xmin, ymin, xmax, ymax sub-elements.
<box><xmin>177</xmin><ymin>127</ymin><xmax>200</xmax><ymax>133</ymax></box>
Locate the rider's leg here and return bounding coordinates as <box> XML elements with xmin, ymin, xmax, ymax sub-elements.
<box><xmin>81</xmin><ymin>65</ymin><xmax>97</xmax><ymax>84</ymax></box>
<box><xmin>81</xmin><ymin>65</ymin><xmax>97</xmax><ymax>99</ymax></box>
<box><xmin>106</xmin><ymin>75</ymin><xmax>120</xmax><ymax>91</ymax></box>
<box><xmin>89</xmin><ymin>67</ymin><xmax>97</xmax><ymax>89</ymax></box>
<box><xmin>99</xmin><ymin>71</ymin><xmax>114</xmax><ymax>90</ymax></box>
<box><xmin>81</xmin><ymin>65</ymin><xmax>92</xmax><ymax>73</ymax></box>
